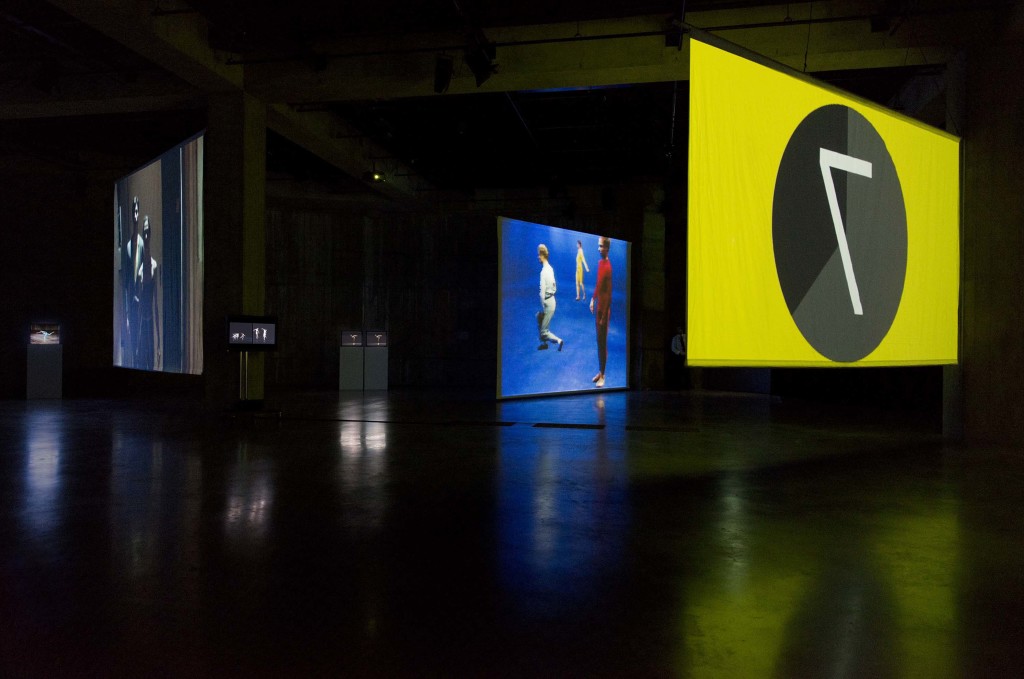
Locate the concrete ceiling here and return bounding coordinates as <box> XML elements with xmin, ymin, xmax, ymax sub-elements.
<box><xmin>1</xmin><ymin>0</ymin><xmax>1017</xmax><ymax>193</ymax></box>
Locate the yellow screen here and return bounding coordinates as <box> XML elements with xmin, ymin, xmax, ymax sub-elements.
<box><xmin>687</xmin><ymin>39</ymin><xmax>959</xmax><ymax>367</ymax></box>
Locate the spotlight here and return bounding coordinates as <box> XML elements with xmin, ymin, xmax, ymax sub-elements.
<box><xmin>31</xmin><ymin>59</ymin><xmax>61</xmax><ymax>94</ymax></box>
<box><xmin>362</xmin><ymin>170</ymin><xmax>386</xmax><ymax>183</ymax></box>
<box><xmin>434</xmin><ymin>54</ymin><xmax>454</xmax><ymax>94</ymax></box>
<box><xmin>869</xmin><ymin>14</ymin><xmax>891</xmax><ymax>32</ymax></box>
<box><xmin>464</xmin><ymin>41</ymin><xmax>496</xmax><ymax>87</ymax></box>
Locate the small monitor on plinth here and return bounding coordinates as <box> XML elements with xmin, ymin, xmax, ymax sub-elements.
<box><xmin>227</xmin><ymin>315</ymin><xmax>278</xmax><ymax>351</ymax></box>
<box><xmin>30</xmin><ymin>323</ymin><xmax>61</xmax><ymax>345</ymax></box>
<box><xmin>365</xmin><ymin>331</ymin><xmax>388</xmax><ymax>347</ymax></box>
<box><xmin>28</xmin><ymin>322</ymin><xmax>62</xmax><ymax>399</ymax></box>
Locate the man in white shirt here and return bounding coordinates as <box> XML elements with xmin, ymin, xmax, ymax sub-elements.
<box><xmin>536</xmin><ymin>244</ymin><xmax>564</xmax><ymax>351</ymax></box>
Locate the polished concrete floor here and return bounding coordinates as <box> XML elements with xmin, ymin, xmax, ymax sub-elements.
<box><xmin>1</xmin><ymin>388</ymin><xmax>1022</xmax><ymax>678</ymax></box>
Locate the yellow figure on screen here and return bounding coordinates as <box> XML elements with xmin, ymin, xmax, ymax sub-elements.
<box><xmin>575</xmin><ymin>239</ymin><xmax>590</xmax><ymax>301</ymax></box>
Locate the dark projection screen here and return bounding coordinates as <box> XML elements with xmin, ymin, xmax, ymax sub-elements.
<box><xmin>498</xmin><ymin>217</ymin><xmax>631</xmax><ymax>399</ymax></box>
<box><xmin>113</xmin><ymin>132</ymin><xmax>204</xmax><ymax>374</ymax></box>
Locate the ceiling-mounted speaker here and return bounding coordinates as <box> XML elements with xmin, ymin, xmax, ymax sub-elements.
<box><xmin>434</xmin><ymin>54</ymin><xmax>454</xmax><ymax>94</ymax></box>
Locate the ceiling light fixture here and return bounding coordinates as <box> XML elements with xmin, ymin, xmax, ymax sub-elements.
<box><xmin>434</xmin><ymin>54</ymin><xmax>454</xmax><ymax>94</ymax></box>
<box><xmin>464</xmin><ymin>41</ymin><xmax>496</xmax><ymax>87</ymax></box>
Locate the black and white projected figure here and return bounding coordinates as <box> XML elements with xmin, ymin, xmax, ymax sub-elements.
<box><xmin>132</xmin><ymin>213</ymin><xmax>159</xmax><ymax>369</ymax></box>
<box><xmin>124</xmin><ymin>198</ymin><xmax>153</xmax><ymax>368</ymax></box>
<box><xmin>117</xmin><ymin>197</ymin><xmax>138</xmax><ymax>358</ymax></box>
<box><xmin>773</xmin><ymin>105</ymin><xmax>907</xmax><ymax>363</ymax></box>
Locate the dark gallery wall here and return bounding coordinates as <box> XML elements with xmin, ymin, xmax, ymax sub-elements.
<box><xmin>262</xmin><ymin>205</ymin><xmax>505</xmax><ymax>390</ymax></box>
<box><xmin>0</xmin><ymin>160</ymin><xmax>113</xmax><ymax>398</ymax></box>
<box><xmin>262</xmin><ymin>186</ymin><xmax>657</xmax><ymax>393</ymax></box>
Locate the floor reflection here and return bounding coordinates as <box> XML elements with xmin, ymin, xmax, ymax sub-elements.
<box><xmin>497</xmin><ymin>425</ymin><xmax>629</xmax><ymax>617</ymax></box>
<box><xmin>680</xmin><ymin>458</ymin><xmax>961</xmax><ymax>679</ymax></box>
<box><xmin>22</xmin><ymin>410</ymin><xmax>62</xmax><ymax>543</ymax></box>
<box><xmin>224</xmin><ymin>444</ymin><xmax>275</xmax><ymax>548</ymax></box>
<box><xmin>0</xmin><ymin>391</ymin><xmax>1012</xmax><ymax>677</ymax></box>
<box><xmin>336</xmin><ymin>420</ymin><xmax>389</xmax><ymax>534</ymax></box>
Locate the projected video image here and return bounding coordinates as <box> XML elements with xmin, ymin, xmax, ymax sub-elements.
<box><xmin>113</xmin><ymin>133</ymin><xmax>204</xmax><ymax>374</ymax></box>
<box><xmin>30</xmin><ymin>323</ymin><xmax>60</xmax><ymax>345</ymax></box>
<box><xmin>227</xmin><ymin>316</ymin><xmax>276</xmax><ymax>350</ymax></box>
<box><xmin>687</xmin><ymin>39</ymin><xmax>959</xmax><ymax>367</ymax></box>
<box><xmin>498</xmin><ymin>217</ymin><xmax>630</xmax><ymax>399</ymax></box>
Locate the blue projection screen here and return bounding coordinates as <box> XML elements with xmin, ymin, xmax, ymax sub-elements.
<box><xmin>498</xmin><ymin>217</ymin><xmax>631</xmax><ymax>399</ymax></box>
<box><xmin>113</xmin><ymin>132</ymin><xmax>204</xmax><ymax>374</ymax></box>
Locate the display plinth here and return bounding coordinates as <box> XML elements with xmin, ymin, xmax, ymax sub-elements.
<box><xmin>339</xmin><ymin>347</ymin><xmax>365</xmax><ymax>390</ymax></box>
<box><xmin>364</xmin><ymin>347</ymin><xmax>388</xmax><ymax>390</ymax></box>
<box><xmin>27</xmin><ymin>344</ymin><xmax>62</xmax><ymax>399</ymax></box>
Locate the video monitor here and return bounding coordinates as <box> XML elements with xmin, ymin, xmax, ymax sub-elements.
<box><xmin>227</xmin><ymin>315</ymin><xmax>277</xmax><ymax>351</ymax></box>
<box><xmin>113</xmin><ymin>132</ymin><xmax>204</xmax><ymax>374</ymax></box>
<box><xmin>30</xmin><ymin>323</ymin><xmax>60</xmax><ymax>345</ymax></box>
<box><xmin>498</xmin><ymin>217</ymin><xmax>631</xmax><ymax>399</ymax></box>
<box><xmin>365</xmin><ymin>331</ymin><xmax>388</xmax><ymax>347</ymax></box>
<box><xmin>341</xmin><ymin>331</ymin><xmax>364</xmax><ymax>346</ymax></box>
<box><xmin>687</xmin><ymin>39</ymin><xmax>959</xmax><ymax>367</ymax></box>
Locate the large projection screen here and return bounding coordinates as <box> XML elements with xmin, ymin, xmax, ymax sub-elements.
<box><xmin>113</xmin><ymin>132</ymin><xmax>204</xmax><ymax>374</ymax></box>
<box><xmin>498</xmin><ymin>217</ymin><xmax>631</xmax><ymax>399</ymax></box>
<box><xmin>688</xmin><ymin>39</ymin><xmax>960</xmax><ymax>367</ymax></box>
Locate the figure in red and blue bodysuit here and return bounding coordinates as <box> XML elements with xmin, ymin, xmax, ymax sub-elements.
<box><xmin>589</xmin><ymin>236</ymin><xmax>612</xmax><ymax>388</ymax></box>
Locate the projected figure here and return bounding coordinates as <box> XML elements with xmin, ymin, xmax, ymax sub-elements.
<box><xmin>122</xmin><ymin>196</ymin><xmax>143</xmax><ymax>364</ymax></box>
<box><xmin>127</xmin><ymin>198</ymin><xmax>142</xmax><ymax>349</ymax></box>
<box><xmin>536</xmin><ymin>244</ymin><xmax>564</xmax><ymax>351</ymax></box>
<box><xmin>589</xmin><ymin>237</ymin><xmax>612</xmax><ymax>387</ymax></box>
<box><xmin>575</xmin><ymin>239</ymin><xmax>590</xmax><ymax>300</ymax></box>
<box><xmin>133</xmin><ymin>213</ymin><xmax>159</xmax><ymax>370</ymax></box>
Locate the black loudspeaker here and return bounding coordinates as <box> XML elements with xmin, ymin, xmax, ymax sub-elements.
<box><xmin>434</xmin><ymin>55</ymin><xmax>453</xmax><ymax>94</ymax></box>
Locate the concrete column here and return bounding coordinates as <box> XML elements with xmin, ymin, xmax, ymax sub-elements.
<box><xmin>962</xmin><ymin>40</ymin><xmax>1024</xmax><ymax>443</ymax></box>
<box><xmin>203</xmin><ymin>93</ymin><xmax>267</xmax><ymax>406</ymax></box>
<box><xmin>639</xmin><ymin>186</ymin><xmax>667</xmax><ymax>389</ymax></box>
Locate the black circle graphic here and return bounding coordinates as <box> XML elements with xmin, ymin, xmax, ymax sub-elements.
<box><xmin>772</xmin><ymin>105</ymin><xmax>907</xmax><ymax>363</ymax></box>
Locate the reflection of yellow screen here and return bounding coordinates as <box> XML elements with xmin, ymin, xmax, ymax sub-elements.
<box><xmin>687</xmin><ymin>39</ymin><xmax>959</xmax><ymax>366</ymax></box>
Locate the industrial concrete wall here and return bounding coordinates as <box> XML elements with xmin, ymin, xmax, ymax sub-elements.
<box><xmin>262</xmin><ymin>185</ymin><xmax>651</xmax><ymax>391</ymax></box>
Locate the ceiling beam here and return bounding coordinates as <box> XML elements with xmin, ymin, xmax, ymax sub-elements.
<box><xmin>0</xmin><ymin>93</ymin><xmax>204</xmax><ymax>120</ymax></box>
<box><xmin>44</xmin><ymin>0</ymin><xmax>243</xmax><ymax>92</ymax></box>
<box><xmin>33</xmin><ymin>0</ymin><xmax>1004</xmax><ymax>194</ymax></box>
<box><xmin>266</xmin><ymin>104</ymin><xmax>421</xmax><ymax>199</ymax></box>
<box><xmin>0</xmin><ymin>70</ymin><xmax>202</xmax><ymax>120</ymax></box>
<box><xmin>41</xmin><ymin>0</ymin><xmax>426</xmax><ymax>195</ymax></box>
<box><xmin>241</xmin><ymin>3</ymin><xmax>998</xmax><ymax>103</ymax></box>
